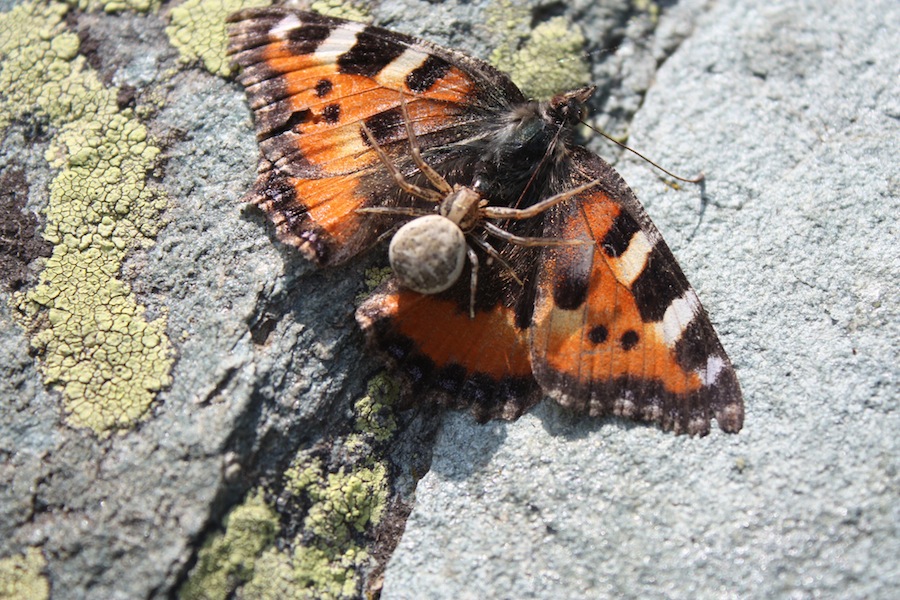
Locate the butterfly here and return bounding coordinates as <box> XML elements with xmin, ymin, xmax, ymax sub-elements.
<box><xmin>226</xmin><ymin>7</ymin><xmax>744</xmax><ymax>435</ymax></box>
<box><xmin>355</xmin><ymin>100</ymin><xmax>596</xmax><ymax>318</ymax></box>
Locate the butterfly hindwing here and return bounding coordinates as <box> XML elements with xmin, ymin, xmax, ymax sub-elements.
<box><xmin>532</xmin><ymin>149</ymin><xmax>743</xmax><ymax>435</ymax></box>
<box><xmin>357</xmin><ymin>280</ymin><xmax>540</xmax><ymax>421</ymax></box>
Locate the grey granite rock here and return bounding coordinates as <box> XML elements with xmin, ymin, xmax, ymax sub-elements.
<box><xmin>1</xmin><ymin>0</ymin><xmax>896</xmax><ymax>598</ymax></box>
<box><xmin>381</xmin><ymin>0</ymin><xmax>899</xmax><ymax>598</ymax></box>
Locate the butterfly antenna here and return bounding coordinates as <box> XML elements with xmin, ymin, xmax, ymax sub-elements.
<box><xmin>584</xmin><ymin>121</ymin><xmax>704</xmax><ymax>184</ymax></box>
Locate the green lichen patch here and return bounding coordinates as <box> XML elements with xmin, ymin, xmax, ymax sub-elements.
<box><xmin>354</xmin><ymin>266</ymin><xmax>392</xmax><ymax>305</ymax></box>
<box><xmin>633</xmin><ymin>0</ymin><xmax>661</xmax><ymax>24</ymax></box>
<box><xmin>166</xmin><ymin>0</ymin><xmax>271</xmax><ymax>78</ymax></box>
<box><xmin>164</xmin><ymin>0</ymin><xmax>369</xmax><ymax>78</ymax></box>
<box><xmin>352</xmin><ymin>374</ymin><xmax>399</xmax><ymax>443</ymax></box>
<box><xmin>303</xmin><ymin>463</ymin><xmax>388</xmax><ymax>545</ymax></box>
<box><xmin>248</xmin><ymin>458</ymin><xmax>387</xmax><ymax>600</ymax></box>
<box><xmin>283</xmin><ymin>456</ymin><xmax>326</xmax><ymax>499</ymax></box>
<box><xmin>486</xmin><ymin>1</ymin><xmax>591</xmax><ymax>100</ymax></box>
<box><xmin>309</xmin><ymin>0</ymin><xmax>369</xmax><ymax>22</ymax></box>
<box><xmin>485</xmin><ymin>0</ymin><xmax>531</xmax><ymax>76</ymax></box>
<box><xmin>2</xmin><ymin>0</ymin><xmax>173</xmax><ymax>435</ymax></box>
<box><xmin>181</xmin><ymin>456</ymin><xmax>389</xmax><ymax>600</ymax></box>
<box><xmin>179</xmin><ymin>490</ymin><xmax>279</xmax><ymax>600</ymax></box>
<box><xmin>181</xmin><ymin>387</ymin><xmax>397</xmax><ymax>600</ymax></box>
<box><xmin>0</xmin><ymin>547</ymin><xmax>50</xmax><ymax>600</ymax></box>
<box><xmin>243</xmin><ymin>543</ymin><xmax>367</xmax><ymax>600</ymax></box>
<box><xmin>65</xmin><ymin>0</ymin><xmax>161</xmax><ymax>14</ymax></box>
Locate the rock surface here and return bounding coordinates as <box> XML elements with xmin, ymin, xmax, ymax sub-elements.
<box><xmin>0</xmin><ymin>0</ymin><xmax>896</xmax><ymax>598</ymax></box>
<box><xmin>381</xmin><ymin>0</ymin><xmax>899</xmax><ymax>598</ymax></box>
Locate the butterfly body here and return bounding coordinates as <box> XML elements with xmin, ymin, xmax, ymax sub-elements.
<box><xmin>227</xmin><ymin>8</ymin><xmax>743</xmax><ymax>435</ymax></box>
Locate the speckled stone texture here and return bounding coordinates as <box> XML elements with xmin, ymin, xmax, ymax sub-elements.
<box><xmin>380</xmin><ymin>0</ymin><xmax>899</xmax><ymax>598</ymax></box>
<box><xmin>1</xmin><ymin>0</ymin><xmax>896</xmax><ymax>598</ymax></box>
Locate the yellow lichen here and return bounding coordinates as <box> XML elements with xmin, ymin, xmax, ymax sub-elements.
<box><xmin>166</xmin><ymin>0</ymin><xmax>272</xmax><ymax>78</ymax></box>
<box><xmin>243</xmin><ymin>458</ymin><xmax>387</xmax><ymax>599</ymax></box>
<box><xmin>179</xmin><ymin>491</ymin><xmax>279</xmax><ymax>600</ymax></box>
<box><xmin>2</xmin><ymin>1</ymin><xmax>173</xmax><ymax>435</ymax></box>
<box><xmin>181</xmin><ymin>455</ymin><xmax>388</xmax><ymax>599</ymax></box>
<box><xmin>353</xmin><ymin>374</ymin><xmax>399</xmax><ymax>442</ymax></box>
<box><xmin>309</xmin><ymin>0</ymin><xmax>369</xmax><ymax>22</ymax></box>
<box><xmin>243</xmin><ymin>544</ymin><xmax>367</xmax><ymax>600</ymax></box>
<box><xmin>633</xmin><ymin>0</ymin><xmax>661</xmax><ymax>24</ymax></box>
<box><xmin>185</xmin><ymin>448</ymin><xmax>389</xmax><ymax>598</ymax></box>
<box><xmin>304</xmin><ymin>464</ymin><xmax>388</xmax><ymax>543</ymax></box>
<box><xmin>283</xmin><ymin>456</ymin><xmax>325</xmax><ymax>498</ymax></box>
<box><xmin>486</xmin><ymin>0</ymin><xmax>591</xmax><ymax>100</ymax></box>
<box><xmin>0</xmin><ymin>547</ymin><xmax>50</xmax><ymax>600</ymax></box>
<box><xmin>355</xmin><ymin>266</ymin><xmax>392</xmax><ymax>305</ymax></box>
<box><xmin>64</xmin><ymin>0</ymin><xmax>161</xmax><ymax>13</ymax></box>
<box><xmin>485</xmin><ymin>0</ymin><xmax>531</xmax><ymax>78</ymax></box>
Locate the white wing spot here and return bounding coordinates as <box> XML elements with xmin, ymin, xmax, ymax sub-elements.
<box><xmin>315</xmin><ymin>22</ymin><xmax>366</xmax><ymax>61</ymax></box>
<box><xmin>376</xmin><ymin>48</ymin><xmax>430</xmax><ymax>89</ymax></box>
<box><xmin>271</xmin><ymin>14</ymin><xmax>302</xmax><ymax>39</ymax></box>
<box><xmin>616</xmin><ymin>230</ymin><xmax>654</xmax><ymax>286</ymax></box>
<box><xmin>661</xmin><ymin>290</ymin><xmax>701</xmax><ymax>347</ymax></box>
<box><xmin>703</xmin><ymin>355</ymin><xmax>726</xmax><ymax>386</ymax></box>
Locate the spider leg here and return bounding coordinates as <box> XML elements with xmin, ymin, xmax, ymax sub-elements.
<box><xmin>482</xmin><ymin>222</ymin><xmax>591</xmax><ymax>247</ymax></box>
<box><xmin>483</xmin><ymin>180</ymin><xmax>600</xmax><ymax>220</ymax></box>
<box><xmin>398</xmin><ymin>93</ymin><xmax>454</xmax><ymax>196</ymax></box>
<box><xmin>372</xmin><ymin>221</ymin><xmax>408</xmax><ymax>245</ymax></box>
<box><xmin>357</xmin><ymin>206</ymin><xmax>433</xmax><ymax>217</ymax></box>
<box><xmin>360</xmin><ymin>121</ymin><xmax>444</xmax><ymax>202</ymax></box>
<box><xmin>469</xmin><ymin>235</ymin><xmax>524</xmax><ymax>287</ymax></box>
<box><xmin>465</xmin><ymin>244</ymin><xmax>479</xmax><ymax>319</ymax></box>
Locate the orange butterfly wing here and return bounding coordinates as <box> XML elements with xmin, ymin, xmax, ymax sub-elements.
<box><xmin>357</xmin><ymin>281</ymin><xmax>540</xmax><ymax>421</ymax></box>
<box><xmin>532</xmin><ymin>150</ymin><xmax>743</xmax><ymax>435</ymax></box>
<box><xmin>227</xmin><ymin>8</ymin><xmax>521</xmax><ymax>265</ymax></box>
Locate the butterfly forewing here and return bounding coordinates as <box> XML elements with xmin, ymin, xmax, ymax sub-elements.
<box><xmin>227</xmin><ymin>8</ymin><xmax>518</xmax><ymax>264</ymax></box>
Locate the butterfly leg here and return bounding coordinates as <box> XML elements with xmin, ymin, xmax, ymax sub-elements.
<box><xmin>465</xmin><ymin>244</ymin><xmax>479</xmax><ymax>318</ymax></box>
